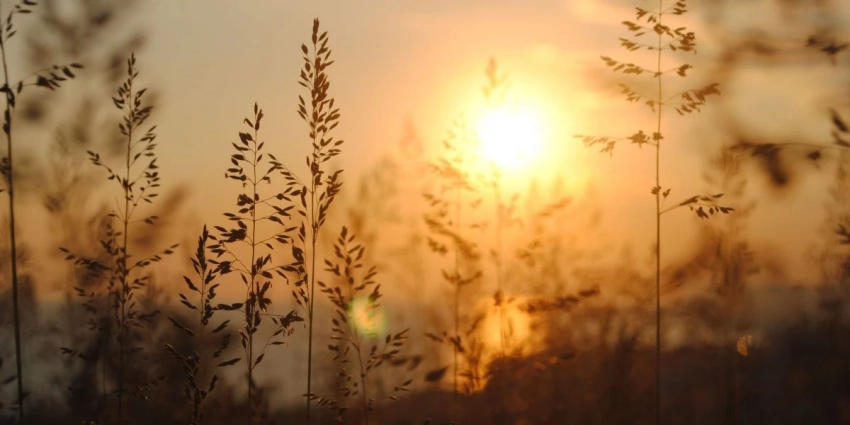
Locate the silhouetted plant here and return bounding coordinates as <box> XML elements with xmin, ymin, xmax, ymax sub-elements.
<box><xmin>60</xmin><ymin>53</ymin><xmax>172</xmax><ymax>424</ymax></box>
<box><xmin>478</xmin><ymin>58</ymin><xmax>524</xmax><ymax>359</ymax></box>
<box><xmin>166</xmin><ymin>226</ymin><xmax>238</xmax><ymax>425</ymax></box>
<box><xmin>269</xmin><ymin>18</ymin><xmax>344</xmax><ymax>424</ymax></box>
<box><xmin>24</xmin><ymin>7</ymin><xmax>169</xmax><ymax>416</ymax></box>
<box><xmin>310</xmin><ymin>226</ymin><xmax>412</xmax><ymax>424</ymax></box>
<box><xmin>208</xmin><ymin>102</ymin><xmax>302</xmax><ymax>425</ymax></box>
<box><xmin>575</xmin><ymin>2</ymin><xmax>728</xmax><ymax>424</ymax></box>
<box><xmin>424</xmin><ymin>111</ymin><xmax>504</xmax><ymax>423</ymax></box>
<box><xmin>422</xmin><ymin>114</ymin><xmax>485</xmax><ymax>420</ymax></box>
<box><xmin>0</xmin><ymin>0</ymin><xmax>83</xmax><ymax>419</ymax></box>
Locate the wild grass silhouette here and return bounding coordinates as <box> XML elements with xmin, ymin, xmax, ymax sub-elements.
<box><xmin>166</xmin><ymin>226</ymin><xmax>235</xmax><ymax>425</ymax></box>
<box><xmin>1</xmin><ymin>2</ymin><xmax>850</xmax><ymax>425</ymax></box>
<box><xmin>422</xmin><ymin>113</ymin><xmax>486</xmax><ymax>422</ymax></box>
<box><xmin>310</xmin><ymin>226</ymin><xmax>412</xmax><ymax>424</ymax></box>
<box><xmin>61</xmin><ymin>54</ymin><xmax>172</xmax><ymax>424</ymax></box>
<box><xmin>269</xmin><ymin>19</ymin><xmax>346</xmax><ymax>424</ymax></box>
<box><xmin>0</xmin><ymin>1</ymin><xmax>83</xmax><ymax>420</ymax></box>
<box><xmin>575</xmin><ymin>2</ymin><xmax>729</xmax><ymax>423</ymax></box>
<box><xmin>208</xmin><ymin>101</ymin><xmax>301</xmax><ymax>425</ymax></box>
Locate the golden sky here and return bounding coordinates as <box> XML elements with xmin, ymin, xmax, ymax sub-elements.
<box><xmin>125</xmin><ymin>0</ymin><xmax>850</xmax><ymax>284</ymax></box>
<box><xmin>10</xmin><ymin>0</ymin><xmax>850</xmax><ymax>407</ymax></box>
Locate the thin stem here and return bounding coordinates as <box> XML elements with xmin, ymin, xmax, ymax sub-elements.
<box><xmin>306</xmin><ymin>172</ymin><xmax>317</xmax><ymax>422</ymax></box>
<box><xmin>102</xmin><ymin>331</ymin><xmax>107</xmax><ymax>417</ymax></box>
<box><xmin>0</xmin><ymin>2</ymin><xmax>24</xmax><ymax>420</ymax></box>
<box><xmin>453</xmin><ymin>187</ymin><xmax>460</xmax><ymax>421</ymax></box>
<box><xmin>350</xmin><ymin>289</ymin><xmax>369</xmax><ymax>424</ymax></box>
<box><xmin>654</xmin><ymin>1</ymin><xmax>664</xmax><ymax>425</ymax></box>
<box><xmin>360</xmin><ymin>371</ymin><xmax>369</xmax><ymax>425</ymax></box>
<box><xmin>494</xmin><ymin>175</ymin><xmax>506</xmax><ymax>359</ymax></box>
<box><xmin>196</xmin><ymin>258</ymin><xmax>209</xmax><ymax>425</ymax></box>
<box><xmin>247</xmin><ymin>126</ymin><xmax>259</xmax><ymax>425</ymax></box>
<box><xmin>117</xmin><ymin>74</ymin><xmax>134</xmax><ymax>425</ymax></box>
<box><xmin>306</xmin><ymin>36</ymin><xmax>320</xmax><ymax>422</ymax></box>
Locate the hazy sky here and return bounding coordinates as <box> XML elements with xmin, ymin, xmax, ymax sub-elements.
<box><xmin>126</xmin><ymin>0</ymin><xmax>850</xmax><ymax>284</ymax></box>
<box><xmin>10</xmin><ymin>0</ymin><xmax>850</xmax><ymax>408</ymax></box>
<box><xmin>8</xmin><ymin>0</ymin><xmax>844</xmax><ymax>310</ymax></box>
<box><xmin>133</xmin><ymin>0</ymin><xmax>687</xmax><ymax>256</ymax></box>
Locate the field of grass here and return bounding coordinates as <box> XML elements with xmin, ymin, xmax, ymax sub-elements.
<box><xmin>1</xmin><ymin>1</ymin><xmax>850</xmax><ymax>424</ymax></box>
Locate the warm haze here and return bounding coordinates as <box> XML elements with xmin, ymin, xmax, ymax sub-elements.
<box><xmin>1</xmin><ymin>0</ymin><xmax>850</xmax><ymax>424</ymax></box>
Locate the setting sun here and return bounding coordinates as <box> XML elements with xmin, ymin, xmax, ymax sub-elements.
<box><xmin>476</xmin><ymin>105</ymin><xmax>545</xmax><ymax>171</ymax></box>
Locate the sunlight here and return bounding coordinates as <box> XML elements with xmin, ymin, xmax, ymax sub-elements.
<box><xmin>481</xmin><ymin>301</ymin><xmax>533</xmax><ymax>355</ymax></box>
<box><xmin>437</xmin><ymin>298</ymin><xmax>540</xmax><ymax>395</ymax></box>
<box><xmin>476</xmin><ymin>104</ymin><xmax>546</xmax><ymax>172</ymax></box>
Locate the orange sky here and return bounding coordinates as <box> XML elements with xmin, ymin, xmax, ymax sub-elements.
<box><xmin>132</xmin><ymin>0</ymin><xmax>681</xmax><ymax>258</ymax></box>
<box><xmin>121</xmin><ymin>0</ymin><xmax>848</xmax><ymax>283</ymax></box>
<box><xmin>1</xmin><ymin>0</ymin><xmax>839</xmax><ymax>293</ymax></box>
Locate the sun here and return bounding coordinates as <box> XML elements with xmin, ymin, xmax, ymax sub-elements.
<box><xmin>476</xmin><ymin>104</ymin><xmax>545</xmax><ymax>172</ymax></box>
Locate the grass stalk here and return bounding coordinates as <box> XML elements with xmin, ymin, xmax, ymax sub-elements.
<box><xmin>575</xmin><ymin>2</ymin><xmax>725</xmax><ymax>423</ymax></box>
<box><xmin>165</xmin><ymin>225</ymin><xmax>234</xmax><ymax>425</ymax></box>
<box><xmin>315</xmin><ymin>227</ymin><xmax>412</xmax><ymax>423</ymax></box>
<box><xmin>482</xmin><ymin>58</ymin><xmax>510</xmax><ymax>360</ymax></box>
<box><xmin>654</xmin><ymin>2</ymin><xmax>663</xmax><ymax>423</ymax></box>
<box><xmin>210</xmin><ymin>102</ymin><xmax>301</xmax><ymax>424</ymax></box>
<box><xmin>116</xmin><ymin>63</ymin><xmax>134</xmax><ymax>423</ymax></box>
<box><xmin>493</xmin><ymin>176</ymin><xmax>506</xmax><ymax>359</ymax></box>
<box><xmin>453</xmin><ymin>188</ymin><xmax>460</xmax><ymax>415</ymax></box>
<box><xmin>0</xmin><ymin>2</ymin><xmax>84</xmax><ymax>420</ymax></box>
<box><xmin>273</xmin><ymin>19</ymin><xmax>344</xmax><ymax>424</ymax></box>
<box><xmin>62</xmin><ymin>53</ymin><xmax>175</xmax><ymax>424</ymax></box>
<box><xmin>423</xmin><ymin>115</ymin><xmax>484</xmax><ymax>420</ymax></box>
<box><xmin>0</xmin><ymin>2</ymin><xmax>23</xmax><ymax>419</ymax></box>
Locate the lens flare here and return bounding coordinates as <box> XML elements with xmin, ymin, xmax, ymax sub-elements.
<box><xmin>348</xmin><ymin>296</ymin><xmax>386</xmax><ymax>337</ymax></box>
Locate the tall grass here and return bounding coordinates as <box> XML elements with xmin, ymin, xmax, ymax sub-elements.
<box><xmin>0</xmin><ymin>0</ymin><xmax>82</xmax><ymax>420</ymax></box>
<box><xmin>311</xmin><ymin>226</ymin><xmax>412</xmax><ymax>424</ymax></box>
<box><xmin>61</xmin><ymin>54</ymin><xmax>174</xmax><ymax>424</ymax></box>
<box><xmin>4</xmin><ymin>4</ymin><xmax>848</xmax><ymax>425</ymax></box>
<box><xmin>480</xmin><ymin>59</ymin><xmax>510</xmax><ymax>359</ymax></box>
<box><xmin>208</xmin><ymin>102</ymin><xmax>301</xmax><ymax>425</ymax></box>
<box><xmin>423</xmin><ymin>114</ymin><xmax>484</xmax><ymax>421</ymax></box>
<box><xmin>166</xmin><ymin>226</ymin><xmax>237</xmax><ymax>425</ymax></box>
<box><xmin>576</xmin><ymin>1</ymin><xmax>727</xmax><ymax>423</ymax></box>
<box><xmin>269</xmin><ymin>18</ymin><xmax>344</xmax><ymax>424</ymax></box>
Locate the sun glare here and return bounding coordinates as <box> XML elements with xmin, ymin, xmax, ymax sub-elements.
<box><xmin>348</xmin><ymin>296</ymin><xmax>386</xmax><ymax>337</ymax></box>
<box><xmin>476</xmin><ymin>105</ymin><xmax>545</xmax><ymax>172</ymax></box>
